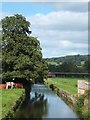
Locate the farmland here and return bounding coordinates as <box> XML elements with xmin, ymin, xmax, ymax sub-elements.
<box><xmin>46</xmin><ymin>77</ymin><xmax>89</xmax><ymax>96</ymax></box>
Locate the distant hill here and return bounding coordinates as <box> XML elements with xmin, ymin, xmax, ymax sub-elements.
<box><xmin>44</xmin><ymin>54</ymin><xmax>89</xmax><ymax>66</ymax></box>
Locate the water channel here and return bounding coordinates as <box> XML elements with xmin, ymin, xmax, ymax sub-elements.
<box><xmin>15</xmin><ymin>84</ymin><xmax>79</xmax><ymax>119</ymax></box>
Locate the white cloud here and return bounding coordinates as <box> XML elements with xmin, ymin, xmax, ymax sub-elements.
<box><xmin>31</xmin><ymin>29</ymin><xmax>88</xmax><ymax>58</ymax></box>
<box><xmin>28</xmin><ymin>10</ymin><xmax>88</xmax><ymax>57</ymax></box>
<box><xmin>29</xmin><ymin>11</ymin><xmax>88</xmax><ymax>31</ymax></box>
<box><xmin>0</xmin><ymin>3</ymin><xmax>88</xmax><ymax>58</ymax></box>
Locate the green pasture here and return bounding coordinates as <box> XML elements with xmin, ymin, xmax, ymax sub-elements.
<box><xmin>47</xmin><ymin>61</ymin><xmax>58</xmax><ymax>65</ymax></box>
<box><xmin>0</xmin><ymin>89</ymin><xmax>24</xmax><ymax>119</ymax></box>
<box><xmin>46</xmin><ymin>77</ymin><xmax>89</xmax><ymax>96</ymax></box>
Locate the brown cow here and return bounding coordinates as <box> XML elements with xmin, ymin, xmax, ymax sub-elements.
<box><xmin>0</xmin><ymin>84</ymin><xmax>6</xmax><ymax>89</ymax></box>
<box><xmin>14</xmin><ymin>83</ymin><xmax>23</xmax><ymax>88</ymax></box>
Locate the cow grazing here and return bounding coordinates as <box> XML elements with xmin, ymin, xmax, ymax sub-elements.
<box><xmin>6</xmin><ymin>82</ymin><xmax>15</xmax><ymax>89</ymax></box>
<box><xmin>14</xmin><ymin>83</ymin><xmax>23</xmax><ymax>88</ymax></box>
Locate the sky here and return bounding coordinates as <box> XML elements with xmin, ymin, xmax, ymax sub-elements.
<box><xmin>1</xmin><ymin>1</ymin><xmax>89</xmax><ymax>58</ymax></box>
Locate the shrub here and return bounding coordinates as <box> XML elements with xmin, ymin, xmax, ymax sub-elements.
<box><xmin>81</xmin><ymin>108</ymin><xmax>90</xmax><ymax>120</ymax></box>
<box><xmin>75</xmin><ymin>91</ymin><xmax>90</xmax><ymax>120</ymax></box>
<box><xmin>75</xmin><ymin>95</ymin><xmax>84</xmax><ymax>115</ymax></box>
<box><xmin>49</xmin><ymin>84</ymin><xmax>54</xmax><ymax>91</ymax></box>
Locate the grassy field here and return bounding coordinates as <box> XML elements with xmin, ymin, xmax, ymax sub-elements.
<box><xmin>46</xmin><ymin>77</ymin><xmax>89</xmax><ymax>96</ymax></box>
<box><xmin>47</xmin><ymin>61</ymin><xmax>58</xmax><ymax>65</ymax></box>
<box><xmin>0</xmin><ymin>89</ymin><xmax>24</xmax><ymax>119</ymax></box>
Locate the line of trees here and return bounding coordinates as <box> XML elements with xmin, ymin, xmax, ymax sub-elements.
<box><xmin>48</xmin><ymin>60</ymin><xmax>90</xmax><ymax>73</ymax></box>
<box><xmin>45</xmin><ymin>54</ymin><xmax>89</xmax><ymax>66</ymax></box>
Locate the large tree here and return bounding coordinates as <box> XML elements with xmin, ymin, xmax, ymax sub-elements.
<box><xmin>1</xmin><ymin>14</ymin><xmax>48</xmax><ymax>97</ymax></box>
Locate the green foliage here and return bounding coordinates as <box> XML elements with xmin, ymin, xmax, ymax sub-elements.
<box><xmin>1</xmin><ymin>14</ymin><xmax>48</xmax><ymax>82</ymax></box>
<box><xmin>48</xmin><ymin>64</ymin><xmax>58</xmax><ymax>72</ymax></box>
<box><xmin>75</xmin><ymin>95</ymin><xmax>84</xmax><ymax>113</ymax></box>
<box><xmin>82</xmin><ymin>109</ymin><xmax>90</xmax><ymax>120</ymax></box>
<box><xmin>2</xmin><ymin>14</ymin><xmax>31</xmax><ymax>40</ymax></box>
<box><xmin>75</xmin><ymin>92</ymin><xmax>90</xmax><ymax>120</ymax></box>
<box><xmin>46</xmin><ymin>55</ymin><xmax>89</xmax><ymax>73</ymax></box>
<box><xmin>48</xmin><ymin>61</ymin><xmax>85</xmax><ymax>73</ymax></box>
<box><xmin>45</xmin><ymin>54</ymin><xmax>88</xmax><ymax>66</ymax></box>
<box><xmin>83</xmin><ymin>60</ymin><xmax>90</xmax><ymax>73</ymax></box>
<box><xmin>58</xmin><ymin>61</ymin><xmax>78</xmax><ymax>72</ymax></box>
<box><xmin>49</xmin><ymin>84</ymin><xmax>54</xmax><ymax>90</ymax></box>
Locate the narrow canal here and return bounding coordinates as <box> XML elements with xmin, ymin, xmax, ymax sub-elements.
<box><xmin>15</xmin><ymin>84</ymin><xmax>79</xmax><ymax>119</ymax></box>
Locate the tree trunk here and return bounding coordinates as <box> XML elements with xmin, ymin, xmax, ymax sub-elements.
<box><xmin>23</xmin><ymin>81</ymin><xmax>32</xmax><ymax>101</ymax></box>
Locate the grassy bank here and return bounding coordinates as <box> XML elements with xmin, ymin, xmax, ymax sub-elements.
<box><xmin>0</xmin><ymin>89</ymin><xmax>24</xmax><ymax>119</ymax></box>
<box><xmin>46</xmin><ymin>77</ymin><xmax>89</xmax><ymax>96</ymax></box>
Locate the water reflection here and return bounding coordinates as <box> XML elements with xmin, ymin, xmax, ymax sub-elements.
<box><xmin>14</xmin><ymin>84</ymin><xmax>78</xmax><ymax>119</ymax></box>
<box><xmin>15</xmin><ymin>89</ymin><xmax>48</xmax><ymax>119</ymax></box>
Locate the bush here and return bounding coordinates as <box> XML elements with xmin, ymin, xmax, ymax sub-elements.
<box><xmin>82</xmin><ymin>109</ymin><xmax>90</xmax><ymax>120</ymax></box>
<box><xmin>75</xmin><ymin>95</ymin><xmax>84</xmax><ymax>114</ymax></box>
<box><xmin>75</xmin><ymin>92</ymin><xmax>90</xmax><ymax>120</ymax></box>
<box><xmin>49</xmin><ymin>84</ymin><xmax>54</xmax><ymax>90</ymax></box>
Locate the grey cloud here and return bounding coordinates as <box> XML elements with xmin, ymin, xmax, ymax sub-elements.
<box><xmin>42</xmin><ymin>47</ymin><xmax>88</xmax><ymax>58</ymax></box>
<box><xmin>2</xmin><ymin>0</ymin><xmax>89</xmax><ymax>2</ymax></box>
<box><xmin>50</xmin><ymin>2</ymin><xmax>88</xmax><ymax>12</ymax></box>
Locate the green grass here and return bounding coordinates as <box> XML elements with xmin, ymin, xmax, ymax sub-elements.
<box><xmin>0</xmin><ymin>89</ymin><xmax>24</xmax><ymax>119</ymax></box>
<box><xmin>47</xmin><ymin>61</ymin><xmax>58</xmax><ymax>65</ymax></box>
<box><xmin>81</xmin><ymin>61</ymin><xmax>85</xmax><ymax>65</ymax></box>
<box><xmin>46</xmin><ymin>77</ymin><xmax>89</xmax><ymax>96</ymax></box>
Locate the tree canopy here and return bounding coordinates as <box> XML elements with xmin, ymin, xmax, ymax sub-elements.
<box><xmin>83</xmin><ymin>60</ymin><xmax>90</xmax><ymax>73</ymax></box>
<box><xmin>1</xmin><ymin>14</ymin><xmax>48</xmax><ymax>83</ymax></box>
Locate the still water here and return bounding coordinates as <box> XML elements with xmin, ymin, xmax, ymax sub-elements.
<box><xmin>15</xmin><ymin>84</ymin><xmax>79</xmax><ymax>119</ymax></box>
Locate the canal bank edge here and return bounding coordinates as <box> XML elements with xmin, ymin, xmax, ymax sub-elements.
<box><xmin>44</xmin><ymin>80</ymin><xmax>90</xmax><ymax>120</ymax></box>
<box><xmin>44</xmin><ymin>80</ymin><xmax>77</xmax><ymax>107</ymax></box>
<box><xmin>2</xmin><ymin>91</ymin><xmax>25</xmax><ymax>120</ymax></box>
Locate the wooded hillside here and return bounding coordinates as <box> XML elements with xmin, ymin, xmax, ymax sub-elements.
<box><xmin>44</xmin><ymin>55</ymin><xmax>90</xmax><ymax>73</ymax></box>
<box><xmin>44</xmin><ymin>54</ymin><xmax>89</xmax><ymax>66</ymax></box>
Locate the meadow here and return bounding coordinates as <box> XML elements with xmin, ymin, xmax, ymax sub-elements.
<box><xmin>0</xmin><ymin>89</ymin><xmax>24</xmax><ymax>119</ymax></box>
<box><xmin>46</xmin><ymin>77</ymin><xmax>89</xmax><ymax>96</ymax></box>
